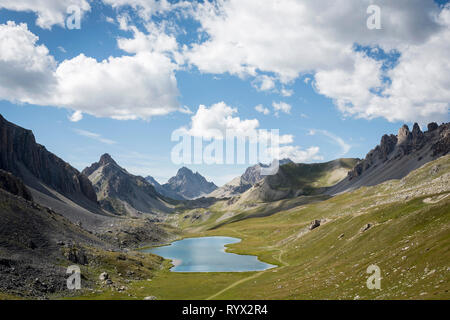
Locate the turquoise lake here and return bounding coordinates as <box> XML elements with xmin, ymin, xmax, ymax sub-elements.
<box><xmin>144</xmin><ymin>236</ymin><xmax>276</xmax><ymax>272</ymax></box>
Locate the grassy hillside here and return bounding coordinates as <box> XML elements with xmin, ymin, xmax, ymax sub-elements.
<box><xmin>100</xmin><ymin>155</ymin><xmax>449</xmax><ymax>300</ymax></box>
<box><xmin>272</xmin><ymin>158</ymin><xmax>359</xmax><ymax>192</ymax></box>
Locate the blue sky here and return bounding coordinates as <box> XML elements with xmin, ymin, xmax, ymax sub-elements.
<box><xmin>0</xmin><ymin>0</ymin><xmax>449</xmax><ymax>185</ymax></box>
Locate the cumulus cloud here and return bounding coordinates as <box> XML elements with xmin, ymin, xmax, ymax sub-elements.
<box><xmin>0</xmin><ymin>21</ymin><xmax>57</xmax><ymax>104</ymax></box>
<box><xmin>55</xmin><ymin>52</ymin><xmax>179</xmax><ymax>120</ymax></box>
<box><xmin>255</xmin><ymin>104</ymin><xmax>270</xmax><ymax>115</ymax></box>
<box><xmin>314</xmin><ymin>7</ymin><xmax>450</xmax><ymax>124</ymax></box>
<box><xmin>0</xmin><ymin>0</ymin><xmax>90</xmax><ymax>29</ymax></box>
<box><xmin>185</xmin><ymin>0</ymin><xmax>448</xmax><ymax>123</ymax></box>
<box><xmin>0</xmin><ymin>21</ymin><xmax>181</xmax><ymax>120</ymax></box>
<box><xmin>180</xmin><ymin>102</ymin><xmax>260</xmax><ymax>139</ymax></box>
<box><xmin>281</xmin><ymin>88</ymin><xmax>293</xmax><ymax>97</ymax></box>
<box><xmin>252</xmin><ymin>75</ymin><xmax>276</xmax><ymax>92</ymax></box>
<box><xmin>272</xmin><ymin>102</ymin><xmax>292</xmax><ymax>116</ymax></box>
<box><xmin>178</xmin><ymin>102</ymin><xmax>321</xmax><ymax>162</ymax></box>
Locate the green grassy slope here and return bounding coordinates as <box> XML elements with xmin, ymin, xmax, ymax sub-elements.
<box><xmin>271</xmin><ymin>158</ymin><xmax>359</xmax><ymax>192</ymax></box>
<box><xmin>65</xmin><ymin>155</ymin><xmax>449</xmax><ymax>300</ymax></box>
<box><xmin>147</xmin><ymin>155</ymin><xmax>449</xmax><ymax>300</ymax></box>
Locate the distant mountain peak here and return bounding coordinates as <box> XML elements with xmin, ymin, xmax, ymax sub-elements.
<box><xmin>164</xmin><ymin>167</ymin><xmax>217</xmax><ymax>200</ymax></box>
<box><xmin>99</xmin><ymin>153</ymin><xmax>117</xmax><ymax>166</ymax></box>
<box><xmin>177</xmin><ymin>166</ymin><xmax>194</xmax><ymax>176</ymax></box>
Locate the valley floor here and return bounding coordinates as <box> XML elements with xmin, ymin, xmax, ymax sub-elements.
<box><xmin>63</xmin><ymin>155</ymin><xmax>450</xmax><ymax>300</ymax></box>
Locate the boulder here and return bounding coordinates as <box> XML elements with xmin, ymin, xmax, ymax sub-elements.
<box><xmin>309</xmin><ymin>220</ymin><xmax>321</xmax><ymax>230</ymax></box>
<box><xmin>99</xmin><ymin>272</ymin><xmax>109</xmax><ymax>281</ymax></box>
<box><xmin>144</xmin><ymin>296</ymin><xmax>157</xmax><ymax>300</ymax></box>
<box><xmin>360</xmin><ymin>224</ymin><xmax>372</xmax><ymax>233</ymax></box>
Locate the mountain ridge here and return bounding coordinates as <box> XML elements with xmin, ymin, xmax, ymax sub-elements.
<box><xmin>328</xmin><ymin>122</ymin><xmax>450</xmax><ymax>195</ymax></box>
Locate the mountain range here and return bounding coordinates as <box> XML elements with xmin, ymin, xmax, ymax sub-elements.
<box><xmin>0</xmin><ymin>113</ymin><xmax>449</xmax><ymax>298</ymax></box>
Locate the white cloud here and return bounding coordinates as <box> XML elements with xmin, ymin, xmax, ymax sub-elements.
<box><xmin>0</xmin><ymin>0</ymin><xmax>90</xmax><ymax>29</ymax></box>
<box><xmin>270</xmin><ymin>145</ymin><xmax>323</xmax><ymax>163</ymax></box>
<box><xmin>179</xmin><ymin>102</ymin><xmax>321</xmax><ymax>163</ymax></box>
<box><xmin>105</xmin><ymin>16</ymin><xmax>115</xmax><ymax>24</ymax></box>
<box><xmin>181</xmin><ymin>102</ymin><xmax>259</xmax><ymax>139</ymax></box>
<box><xmin>281</xmin><ymin>88</ymin><xmax>293</xmax><ymax>97</ymax></box>
<box><xmin>185</xmin><ymin>0</ymin><xmax>448</xmax><ymax>123</ymax></box>
<box><xmin>117</xmin><ymin>22</ymin><xmax>184</xmax><ymax>64</ymax></box>
<box><xmin>314</xmin><ymin>7</ymin><xmax>450</xmax><ymax>124</ymax></box>
<box><xmin>55</xmin><ymin>52</ymin><xmax>180</xmax><ymax>120</ymax></box>
<box><xmin>308</xmin><ymin>129</ymin><xmax>351</xmax><ymax>157</ymax></box>
<box><xmin>69</xmin><ymin>110</ymin><xmax>83</xmax><ymax>122</ymax></box>
<box><xmin>102</xmin><ymin>0</ymin><xmax>191</xmax><ymax>20</ymax></box>
<box><xmin>0</xmin><ymin>21</ymin><xmax>181</xmax><ymax>121</ymax></box>
<box><xmin>255</xmin><ymin>104</ymin><xmax>270</xmax><ymax>115</ymax></box>
<box><xmin>272</xmin><ymin>101</ymin><xmax>292</xmax><ymax>116</ymax></box>
<box><xmin>252</xmin><ymin>75</ymin><xmax>276</xmax><ymax>92</ymax></box>
<box><xmin>0</xmin><ymin>21</ymin><xmax>57</xmax><ymax>104</ymax></box>
<box><xmin>74</xmin><ymin>129</ymin><xmax>116</xmax><ymax>145</ymax></box>
<box><xmin>314</xmin><ymin>52</ymin><xmax>384</xmax><ymax>118</ymax></box>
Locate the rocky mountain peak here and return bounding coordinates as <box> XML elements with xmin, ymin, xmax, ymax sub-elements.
<box><xmin>99</xmin><ymin>153</ymin><xmax>117</xmax><ymax>166</ymax></box>
<box><xmin>164</xmin><ymin>167</ymin><xmax>217</xmax><ymax>199</ymax></box>
<box><xmin>397</xmin><ymin>124</ymin><xmax>411</xmax><ymax>144</ymax></box>
<box><xmin>177</xmin><ymin>166</ymin><xmax>194</xmax><ymax>176</ymax></box>
<box><xmin>83</xmin><ymin>155</ymin><xmax>171</xmax><ymax>216</ymax></box>
<box><xmin>428</xmin><ymin>122</ymin><xmax>439</xmax><ymax>132</ymax></box>
<box><xmin>344</xmin><ymin>121</ymin><xmax>449</xmax><ymax>185</ymax></box>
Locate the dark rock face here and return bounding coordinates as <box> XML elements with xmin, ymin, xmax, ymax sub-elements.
<box><xmin>0</xmin><ymin>169</ymin><xmax>33</xmax><ymax>201</ymax></box>
<box><xmin>163</xmin><ymin>167</ymin><xmax>217</xmax><ymax>199</ymax></box>
<box><xmin>0</xmin><ymin>114</ymin><xmax>97</xmax><ymax>203</ymax></box>
<box><xmin>432</xmin><ymin>124</ymin><xmax>450</xmax><ymax>156</ymax></box>
<box><xmin>64</xmin><ymin>246</ymin><xmax>88</xmax><ymax>265</ymax></box>
<box><xmin>427</xmin><ymin>122</ymin><xmax>439</xmax><ymax>132</ymax></box>
<box><xmin>348</xmin><ymin>122</ymin><xmax>449</xmax><ymax>180</ymax></box>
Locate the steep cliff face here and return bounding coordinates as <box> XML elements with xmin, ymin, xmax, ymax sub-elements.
<box><xmin>330</xmin><ymin>122</ymin><xmax>450</xmax><ymax>194</ymax></box>
<box><xmin>83</xmin><ymin>154</ymin><xmax>173</xmax><ymax>216</ymax></box>
<box><xmin>0</xmin><ymin>114</ymin><xmax>97</xmax><ymax>204</ymax></box>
